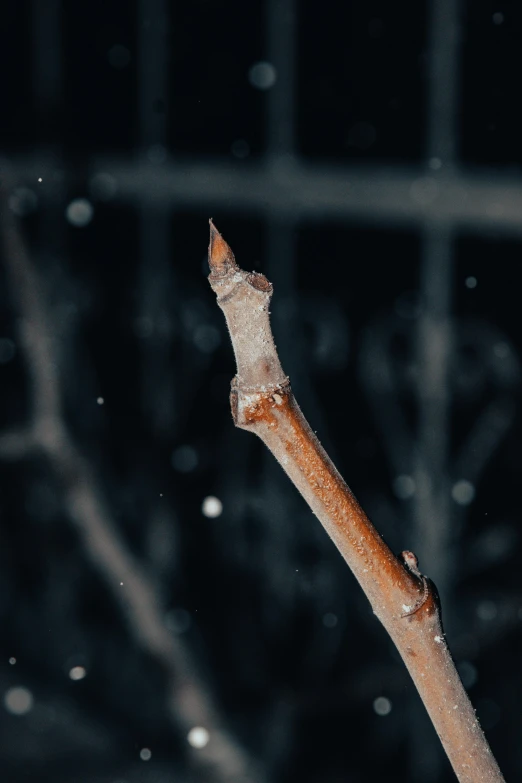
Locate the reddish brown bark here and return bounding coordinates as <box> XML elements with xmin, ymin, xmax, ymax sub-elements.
<box><xmin>208</xmin><ymin>221</ymin><xmax>505</xmax><ymax>783</ymax></box>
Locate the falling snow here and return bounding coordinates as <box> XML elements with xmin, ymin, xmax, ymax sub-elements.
<box><xmin>393</xmin><ymin>475</ymin><xmax>416</xmax><ymax>500</ymax></box>
<box><xmin>69</xmin><ymin>666</ymin><xmax>87</xmax><ymax>681</ymax></box>
<box><xmin>65</xmin><ymin>198</ymin><xmax>94</xmax><ymax>227</ymax></box>
<box><xmin>248</xmin><ymin>61</ymin><xmax>277</xmax><ymax>90</ymax></box>
<box><xmin>4</xmin><ymin>687</ymin><xmax>33</xmax><ymax>716</ymax></box>
<box><xmin>165</xmin><ymin>608</ymin><xmax>191</xmax><ymax>634</ymax></box>
<box><xmin>147</xmin><ymin>144</ymin><xmax>167</xmax><ymax>164</ymax></box>
<box><xmin>231</xmin><ymin>139</ymin><xmax>250</xmax><ymax>158</ymax></box>
<box><xmin>476</xmin><ymin>600</ymin><xmax>497</xmax><ymax>621</ymax></box>
<box><xmin>451</xmin><ymin>480</ymin><xmax>475</xmax><ymax>506</ymax></box>
<box><xmin>8</xmin><ymin>187</ymin><xmax>38</xmax><ymax>217</ymax></box>
<box><xmin>373</xmin><ymin>697</ymin><xmax>392</xmax><ymax>716</ymax></box>
<box><xmin>187</xmin><ymin>726</ymin><xmax>210</xmax><ymax>748</ymax></box>
<box><xmin>202</xmin><ymin>496</ymin><xmax>223</xmax><ymax>518</ymax></box>
<box><xmin>322</xmin><ymin>612</ymin><xmax>338</xmax><ymax>628</ymax></box>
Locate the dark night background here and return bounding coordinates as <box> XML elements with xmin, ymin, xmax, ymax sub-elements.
<box><xmin>1</xmin><ymin>2</ymin><xmax>522</xmax><ymax>782</ymax></box>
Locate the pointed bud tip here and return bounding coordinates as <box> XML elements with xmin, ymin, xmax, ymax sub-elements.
<box><xmin>208</xmin><ymin>219</ymin><xmax>237</xmax><ymax>275</ymax></box>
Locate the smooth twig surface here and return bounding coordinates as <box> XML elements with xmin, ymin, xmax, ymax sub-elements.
<box><xmin>208</xmin><ymin>221</ymin><xmax>505</xmax><ymax>783</ymax></box>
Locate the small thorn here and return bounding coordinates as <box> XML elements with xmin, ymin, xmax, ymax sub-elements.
<box><xmin>208</xmin><ymin>219</ymin><xmax>237</xmax><ymax>275</ymax></box>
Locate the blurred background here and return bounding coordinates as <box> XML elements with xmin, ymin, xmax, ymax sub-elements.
<box><xmin>1</xmin><ymin>1</ymin><xmax>521</xmax><ymax>781</ymax></box>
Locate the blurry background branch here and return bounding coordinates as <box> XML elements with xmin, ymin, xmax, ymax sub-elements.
<box><xmin>7</xmin><ymin>155</ymin><xmax>522</xmax><ymax>233</ymax></box>
<box><xmin>0</xmin><ymin>199</ymin><xmax>264</xmax><ymax>783</ymax></box>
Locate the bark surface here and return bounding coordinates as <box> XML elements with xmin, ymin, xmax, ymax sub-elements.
<box><xmin>208</xmin><ymin>220</ymin><xmax>505</xmax><ymax>783</ymax></box>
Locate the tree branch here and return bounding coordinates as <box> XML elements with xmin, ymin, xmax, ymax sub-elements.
<box><xmin>0</xmin><ymin>197</ymin><xmax>264</xmax><ymax>783</ymax></box>
<box><xmin>208</xmin><ymin>221</ymin><xmax>505</xmax><ymax>783</ymax></box>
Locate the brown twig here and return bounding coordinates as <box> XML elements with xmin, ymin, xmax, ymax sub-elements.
<box><xmin>0</xmin><ymin>197</ymin><xmax>264</xmax><ymax>783</ymax></box>
<box><xmin>208</xmin><ymin>220</ymin><xmax>505</xmax><ymax>783</ymax></box>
